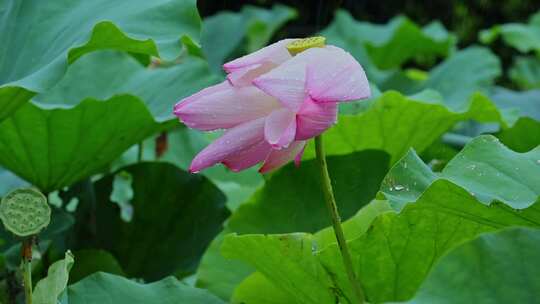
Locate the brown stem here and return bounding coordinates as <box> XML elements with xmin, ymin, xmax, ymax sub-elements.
<box><xmin>21</xmin><ymin>237</ymin><xmax>34</xmax><ymax>304</ymax></box>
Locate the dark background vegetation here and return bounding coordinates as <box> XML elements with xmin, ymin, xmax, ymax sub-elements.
<box><xmin>198</xmin><ymin>0</ymin><xmax>539</xmax><ymax>45</ymax></box>
<box><xmin>198</xmin><ymin>0</ymin><xmax>540</xmax><ymax>73</ymax></box>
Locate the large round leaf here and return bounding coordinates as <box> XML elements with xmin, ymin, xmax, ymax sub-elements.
<box><xmin>304</xmin><ymin>91</ymin><xmax>513</xmax><ymax>164</ymax></box>
<box><xmin>69</xmin><ymin>249</ymin><xmax>125</xmax><ymax>284</ymax></box>
<box><xmin>114</xmin><ymin>123</ymin><xmax>263</xmax><ymax>211</ymax></box>
<box><xmin>0</xmin><ymin>0</ymin><xmax>200</xmax><ymax>121</ymax></box>
<box><xmin>0</xmin><ymin>49</ymin><xmax>220</xmax><ymax>192</ymax></box>
<box><xmin>66</xmin><ymin>273</ymin><xmax>225</xmax><ymax>304</ymax></box>
<box><xmin>0</xmin><ymin>96</ymin><xmax>159</xmax><ymax>192</ymax></box>
<box><xmin>490</xmin><ymin>87</ymin><xmax>540</xmax><ymax>121</ymax></box>
<box><xmin>202</xmin><ymin>4</ymin><xmax>297</xmax><ymax>72</ymax></box>
<box><xmin>221</xmin><ymin>136</ymin><xmax>540</xmax><ymax>303</ymax></box>
<box><xmin>322</xmin><ymin>10</ymin><xmax>456</xmax><ymax>70</ymax></box>
<box><xmin>409</xmin><ymin>227</ymin><xmax>540</xmax><ymax>303</ymax></box>
<box><xmin>34</xmin><ymin>51</ymin><xmax>218</xmax><ymax>123</ymax></box>
<box><xmin>497</xmin><ymin>117</ymin><xmax>540</xmax><ymax>153</ymax></box>
<box><xmin>381</xmin><ymin>135</ymin><xmax>540</xmax><ymax>210</ymax></box>
<box><xmin>420</xmin><ymin>47</ymin><xmax>501</xmax><ymax>108</ymax></box>
<box><xmin>228</xmin><ymin>151</ymin><xmax>390</xmax><ymax>234</ymax></box>
<box><xmin>197</xmin><ymin>151</ymin><xmax>390</xmax><ymax>300</ymax></box>
<box><xmin>71</xmin><ymin>162</ymin><xmax>229</xmax><ymax>281</ymax></box>
<box><xmin>480</xmin><ymin>11</ymin><xmax>540</xmax><ymax>53</ymax></box>
<box><xmin>509</xmin><ymin>56</ymin><xmax>540</xmax><ymax>89</ymax></box>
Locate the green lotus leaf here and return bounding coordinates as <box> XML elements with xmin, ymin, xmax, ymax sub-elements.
<box><xmin>480</xmin><ymin>11</ymin><xmax>540</xmax><ymax>53</ymax></box>
<box><xmin>33</xmin><ymin>251</ymin><xmax>74</xmax><ymax>304</ymax></box>
<box><xmin>65</xmin><ymin>273</ymin><xmax>225</xmax><ymax>304</ymax></box>
<box><xmin>322</xmin><ymin>10</ymin><xmax>456</xmax><ymax>70</ymax></box>
<box><xmin>381</xmin><ymin>135</ymin><xmax>540</xmax><ymax>210</ymax></box>
<box><xmin>509</xmin><ymin>56</ymin><xmax>540</xmax><ymax>89</ymax></box>
<box><xmin>71</xmin><ymin>162</ymin><xmax>229</xmax><ymax>281</ymax></box>
<box><xmin>305</xmin><ymin>90</ymin><xmax>514</xmax><ymax>164</ymax></box>
<box><xmin>408</xmin><ymin>227</ymin><xmax>540</xmax><ymax>303</ymax></box>
<box><xmin>197</xmin><ymin>151</ymin><xmax>390</xmax><ymax>300</ymax></box>
<box><xmin>202</xmin><ymin>4</ymin><xmax>297</xmax><ymax>72</ymax></box>
<box><xmin>0</xmin><ymin>0</ymin><xmax>201</xmax><ymax>122</ymax></box>
<box><xmin>0</xmin><ymin>96</ymin><xmax>159</xmax><ymax>192</ymax></box>
<box><xmin>222</xmin><ymin>136</ymin><xmax>540</xmax><ymax>303</ymax></box>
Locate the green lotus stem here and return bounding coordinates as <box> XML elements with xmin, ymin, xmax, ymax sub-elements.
<box><xmin>315</xmin><ymin>135</ymin><xmax>365</xmax><ymax>304</ymax></box>
<box><xmin>21</xmin><ymin>238</ymin><xmax>33</xmax><ymax>304</ymax></box>
<box><xmin>137</xmin><ymin>141</ymin><xmax>144</xmax><ymax>162</ymax></box>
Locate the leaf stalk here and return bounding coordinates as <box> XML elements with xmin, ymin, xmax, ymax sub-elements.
<box><xmin>21</xmin><ymin>237</ymin><xmax>34</xmax><ymax>304</ymax></box>
<box><xmin>315</xmin><ymin>135</ymin><xmax>365</xmax><ymax>304</ymax></box>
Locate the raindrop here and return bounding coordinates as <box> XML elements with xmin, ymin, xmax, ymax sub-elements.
<box><xmin>403</xmin><ymin>162</ymin><xmax>408</xmax><ymax>169</ymax></box>
<box><xmin>394</xmin><ymin>185</ymin><xmax>405</xmax><ymax>191</ymax></box>
<box><xmin>311</xmin><ymin>243</ymin><xmax>318</xmax><ymax>254</ymax></box>
<box><xmin>467</xmin><ymin>164</ymin><xmax>476</xmax><ymax>170</ymax></box>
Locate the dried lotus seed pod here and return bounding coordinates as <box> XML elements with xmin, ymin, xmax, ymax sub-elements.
<box><xmin>0</xmin><ymin>188</ymin><xmax>51</xmax><ymax>237</ymax></box>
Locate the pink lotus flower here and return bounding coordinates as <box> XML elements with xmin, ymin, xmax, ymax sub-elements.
<box><xmin>174</xmin><ymin>38</ymin><xmax>370</xmax><ymax>173</ymax></box>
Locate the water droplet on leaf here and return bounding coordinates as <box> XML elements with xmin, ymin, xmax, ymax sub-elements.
<box><xmin>394</xmin><ymin>185</ymin><xmax>405</xmax><ymax>191</ymax></box>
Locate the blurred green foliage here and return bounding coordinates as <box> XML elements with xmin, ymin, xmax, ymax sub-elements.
<box><xmin>0</xmin><ymin>1</ymin><xmax>539</xmax><ymax>303</ymax></box>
